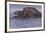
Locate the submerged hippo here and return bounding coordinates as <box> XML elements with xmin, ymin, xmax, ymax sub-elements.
<box><xmin>14</xmin><ymin>7</ymin><xmax>41</xmax><ymax>18</ymax></box>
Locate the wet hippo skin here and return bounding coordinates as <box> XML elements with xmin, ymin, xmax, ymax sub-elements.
<box><xmin>14</xmin><ymin>7</ymin><xmax>41</xmax><ymax>18</ymax></box>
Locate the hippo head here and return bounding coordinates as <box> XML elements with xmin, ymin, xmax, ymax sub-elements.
<box><xmin>14</xmin><ymin>11</ymin><xmax>24</xmax><ymax>17</ymax></box>
<box><xmin>14</xmin><ymin>11</ymin><xmax>19</xmax><ymax>15</ymax></box>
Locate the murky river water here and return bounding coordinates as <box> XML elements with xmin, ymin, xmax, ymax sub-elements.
<box><xmin>9</xmin><ymin>18</ymin><xmax>42</xmax><ymax>29</ymax></box>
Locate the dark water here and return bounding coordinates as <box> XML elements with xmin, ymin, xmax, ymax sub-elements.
<box><xmin>9</xmin><ymin>18</ymin><xmax>42</xmax><ymax>29</ymax></box>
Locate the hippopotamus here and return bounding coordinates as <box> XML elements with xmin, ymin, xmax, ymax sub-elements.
<box><xmin>14</xmin><ymin>7</ymin><xmax>41</xmax><ymax>18</ymax></box>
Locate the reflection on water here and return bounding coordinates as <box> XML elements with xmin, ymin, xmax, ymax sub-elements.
<box><xmin>9</xmin><ymin>17</ymin><xmax>42</xmax><ymax>29</ymax></box>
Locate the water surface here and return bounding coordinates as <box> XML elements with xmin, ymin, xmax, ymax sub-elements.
<box><xmin>9</xmin><ymin>18</ymin><xmax>42</xmax><ymax>29</ymax></box>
